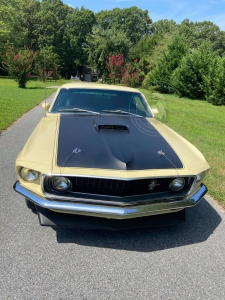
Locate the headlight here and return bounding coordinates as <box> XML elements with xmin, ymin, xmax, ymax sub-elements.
<box><xmin>169</xmin><ymin>178</ymin><xmax>185</xmax><ymax>191</ymax></box>
<box><xmin>196</xmin><ymin>171</ymin><xmax>206</xmax><ymax>183</ymax></box>
<box><xmin>20</xmin><ymin>168</ymin><xmax>40</xmax><ymax>182</ymax></box>
<box><xmin>52</xmin><ymin>177</ymin><xmax>71</xmax><ymax>191</ymax></box>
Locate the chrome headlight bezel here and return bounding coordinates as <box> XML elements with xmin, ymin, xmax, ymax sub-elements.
<box><xmin>20</xmin><ymin>167</ymin><xmax>40</xmax><ymax>182</ymax></box>
<box><xmin>52</xmin><ymin>176</ymin><xmax>72</xmax><ymax>192</ymax></box>
<box><xmin>169</xmin><ymin>178</ymin><xmax>185</xmax><ymax>191</ymax></box>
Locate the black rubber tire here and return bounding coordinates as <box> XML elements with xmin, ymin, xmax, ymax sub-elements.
<box><xmin>25</xmin><ymin>198</ymin><xmax>36</xmax><ymax>211</ymax></box>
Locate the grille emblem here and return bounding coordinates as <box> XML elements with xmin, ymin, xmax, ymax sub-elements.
<box><xmin>148</xmin><ymin>180</ymin><xmax>160</xmax><ymax>190</ymax></box>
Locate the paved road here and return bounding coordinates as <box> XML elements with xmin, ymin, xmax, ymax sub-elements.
<box><xmin>1</xmin><ymin>95</ymin><xmax>225</xmax><ymax>300</ymax></box>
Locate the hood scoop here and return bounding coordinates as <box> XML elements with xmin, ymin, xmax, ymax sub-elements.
<box><xmin>93</xmin><ymin>117</ymin><xmax>130</xmax><ymax>133</ymax></box>
<box><xmin>98</xmin><ymin>124</ymin><xmax>129</xmax><ymax>132</ymax></box>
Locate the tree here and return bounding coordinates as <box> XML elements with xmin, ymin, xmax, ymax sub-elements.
<box><xmin>96</xmin><ymin>6</ymin><xmax>152</xmax><ymax>45</ymax></box>
<box><xmin>144</xmin><ymin>36</ymin><xmax>187</xmax><ymax>92</ymax></box>
<box><xmin>179</xmin><ymin>20</ymin><xmax>225</xmax><ymax>56</ymax></box>
<box><xmin>202</xmin><ymin>56</ymin><xmax>225</xmax><ymax>105</ymax></box>
<box><xmin>129</xmin><ymin>19</ymin><xmax>178</xmax><ymax>73</ymax></box>
<box><xmin>0</xmin><ymin>0</ymin><xmax>26</xmax><ymax>50</ymax></box>
<box><xmin>2</xmin><ymin>47</ymin><xmax>36</xmax><ymax>88</ymax></box>
<box><xmin>64</xmin><ymin>7</ymin><xmax>96</xmax><ymax>76</ymax></box>
<box><xmin>0</xmin><ymin>0</ymin><xmax>41</xmax><ymax>50</ymax></box>
<box><xmin>85</xmin><ymin>27</ymin><xmax>131</xmax><ymax>78</ymax></box>
<box><xmin>35</xmin><ymin>47</ymin><xmax>60</xmax><ymax>81</ymax></box>
<box><xmin>0</xmin><ymin>20</ymin><xmax>10</xmax><ymax>61</ymax></box>
<box><xmin>151</xmin><ymin>19</ymin><xmax>177</xmax><ymax>34</ymax></box>
<box><xmin>171</xmin><ymin>43</ymin><xmax>217</xmax><ymax>99</ymax></box>
<box><xmin>18</xmin><ymin>0</ymin><xmax>41</xmax><ymax>50</ymax></box>
<box><xmin>35</xmin><ymin>0</ymin><xmax>71</xmax><ymax>77</ymax></box>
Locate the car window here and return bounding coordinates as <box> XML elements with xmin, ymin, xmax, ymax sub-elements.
<box><xmin>50</xmin><ymin>88</ymin><xmax>152</xmax><ymax>117</ymax></box>
<box><xmin>132</xmin><ymin>94</ymin><xmax>150</xmax><ymax>115</ymax></box>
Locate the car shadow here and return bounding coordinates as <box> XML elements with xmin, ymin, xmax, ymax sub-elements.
<box><xmin>54</xmin><ymin>198</ymin><xmax>222</xmax><ymax>252</ymax></box>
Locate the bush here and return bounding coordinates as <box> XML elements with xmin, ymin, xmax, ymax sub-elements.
<box><xmin>143</xmin><ymin>36</ymin><xmax>187</xmax><ymax>93</ymax></box>
<box><xmin>105</xmin><ymin>54</ymin><xmax>144</xmax><ymax>87</ymax></box>
<box><xmin>171</xmin><ymin>43</ymin><xmax>217</xmax><ymax>99</ymax></box>
<box><xmin>2</xmin><ymin>47</ymin><xmax>36</xmax><ymax>88</ymax></box>
<box><xmin>105</xmin><ymin>54</ymin><xmax>124</xmax><ymax>84</ymax></box>
<box><xmin>142</xmin><ymin>73</ymin><xmax>156</xmax><ymax>91</ymax></box>
<box><xmin>203</xmin><ymin>56</ymin><xmax>225</xmax><ymax>105</ymax></box>
<box><xmin>121</xmin><ymin>59</ymin><xmax>144</xmax><ymax>88</ymax></box>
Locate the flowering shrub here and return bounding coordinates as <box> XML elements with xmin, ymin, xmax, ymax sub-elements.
<box><xmin>105</xmin><ymin>54</ymin><xmax>125</xmax><ymax>84</ymax></box>
<box><xmin>105</xmin><ymin>54</ymin><xmax>144</xmax><ymax>87</ymax></box>
<box><xmin>2</xmin><ymin>47</ymin><xmax>36</xmax><ymax>88</ymax></box>
<box><xmin>121</xmin><ymin>60</ymin><xmax>144</xmax><ymax>88</ymax></box>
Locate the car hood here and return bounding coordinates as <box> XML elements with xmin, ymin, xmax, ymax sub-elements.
<box><xmin>16</xmin><ymin>115</ymin><xmax>59</xmax><ymax>171</ymax></box>
<box><xmin>56</xmin><ymin>115</ymin><xmax>183</xmax><ymax>171</ymax></box>
<box><xmin>17</xmin><ymin>114</ymin><xmax>209</xmax><ymax>177</ymax></box>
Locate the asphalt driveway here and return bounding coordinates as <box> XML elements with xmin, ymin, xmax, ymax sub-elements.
<box><xmin>0</xmin><ymin>95</ymin><xmax>225</xmax><ymax>299</ymax></box>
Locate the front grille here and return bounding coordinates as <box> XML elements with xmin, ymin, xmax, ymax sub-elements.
<box><xmin>44</xmin><ymin>176</ymin><xmax>192</xmax><ymax>197</ymax></box>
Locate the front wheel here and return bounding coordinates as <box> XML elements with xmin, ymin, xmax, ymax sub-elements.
<box><xmin>25</xmin><ymin>198</ymin><xmax>36</xmax><ymax>211</ymax></box>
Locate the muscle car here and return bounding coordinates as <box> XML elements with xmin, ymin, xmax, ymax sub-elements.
<box><xmin>13</xmin><ymin>83</ymin><xmax>209</xmax><ymax>229</ymax></box>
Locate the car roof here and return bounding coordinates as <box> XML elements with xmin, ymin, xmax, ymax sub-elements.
<box><xmin>59</xmin><ymin>82</ymin><xmax>141</xmax><ymax>93</ymax></box>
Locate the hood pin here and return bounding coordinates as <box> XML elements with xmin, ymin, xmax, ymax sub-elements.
<box><xmin>73</xmin><ymin>148</ymin><xmax>81</xmax><ymax>154</ymax></box>
<box><xmin>158</xmin><ymin>150</ymin><xmax>165</xmax><ymax>156</ymax></box>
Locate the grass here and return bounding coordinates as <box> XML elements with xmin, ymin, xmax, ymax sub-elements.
<box><xmin>140</xmin><ymin>88</ymin><xmax>225</xmax><ymax>207</ymax></box>
<box><xmin>0</xmin><ymin>78</ymin><xmax>69</xmax><ymax>132</ymax></box>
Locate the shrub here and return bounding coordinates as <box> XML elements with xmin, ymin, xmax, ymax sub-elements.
<box><xmin>203</xmin><ymin>56</ymin><xmax>225</xmax><ymax>105</ymax></box>
<box><xmin>144</xmin><ymin>36</ymin><xmax>187</xmax><ymax>93</ymax></box>
<box><xmin>105</xmin><ymin>54</ymin><xmax>125</xmax><ymax>84</ymax></box>
<box><xmin>121</xmin><ymin>60</ymin><xmax>144</xmax><ymax>88</ymax></box>
<box><xmin>2</xmin><ymin>47</ymin><xmax>36</xmax><ymax>88</ymax></box>
<box><xmin>171</xmin><ymin>43</ymin><xmax>217</xmax><ymax>99</ymax></box>
<box><xmin>105</xmin><ymin>54</ymin><xmax>144</xmax><ymax>87</ymax></box>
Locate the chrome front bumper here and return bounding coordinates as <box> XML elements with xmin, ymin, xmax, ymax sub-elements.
<box><xmin>13</xmin><ymin>181</ymin><xmax>207</xmax><ymax>219</ymax></box>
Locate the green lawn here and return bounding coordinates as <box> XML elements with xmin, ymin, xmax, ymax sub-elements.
<box><xmin>140</xmin><ymin>89</ymin><xmax>225</xmax><ymax>206</ymax></box>
<box><xmin>0</xmin><ymin>78</ymin><xmax>69</xmax><ymax>132</ymax></box>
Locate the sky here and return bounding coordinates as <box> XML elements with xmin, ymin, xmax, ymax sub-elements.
<box><xmin>63</xmin><ymin>0</ymin><xmax>225</xmax><ymax>30</ymax></box>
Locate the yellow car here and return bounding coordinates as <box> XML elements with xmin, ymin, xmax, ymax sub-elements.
<box><xmin>13</xmin><ymin>83</ymin><xmax>209</xmax><ymax>229</ymax></box>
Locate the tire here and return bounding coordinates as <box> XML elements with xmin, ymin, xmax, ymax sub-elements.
<box><xmin>25</xmin><ymin>198</ymin><xmax>36</xmax><ymax>211</ymax></box>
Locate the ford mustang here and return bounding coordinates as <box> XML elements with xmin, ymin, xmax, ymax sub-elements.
<box><xmin>13</xmin><ymin>83</ymin><xmax>209</xmax><ymax>229</ymax></box>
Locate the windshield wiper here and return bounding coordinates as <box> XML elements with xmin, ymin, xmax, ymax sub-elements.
<box><xmin>102</xmin><ymin>109</ymin><xmax>143</xmax><ymax>118</ymax></box>
<box><xmin>59</xmin><ymin>108</ymin><xmax>100</xmax><ymax>115</ymax></box>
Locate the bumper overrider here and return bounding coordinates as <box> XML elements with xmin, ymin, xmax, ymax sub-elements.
<box><xmin>13</xmin><ymin>181</ymin><xmax>207</xmax><ymax>220</ymax></box>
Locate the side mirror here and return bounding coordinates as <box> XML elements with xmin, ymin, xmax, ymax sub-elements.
<box><xmin>151</xmin><ymin>108</ymin><xmax>159</xmax><ymax>114</ymax></box>
<box><xmin>42</xmin><ymin>103</ymin><xmax>50</xmax><ymax>111</ymax></box>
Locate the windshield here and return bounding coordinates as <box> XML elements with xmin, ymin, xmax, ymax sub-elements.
<box><xmin>50</xmin><ymin>88</ymin><xmax>152</xmax><ymax>117</ymax></box>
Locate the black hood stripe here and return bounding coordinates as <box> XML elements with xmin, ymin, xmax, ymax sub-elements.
<box><xmin>57</xmin><ymin>115</ymin><xmax>183</xmax><ymax>170</ymax></box>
